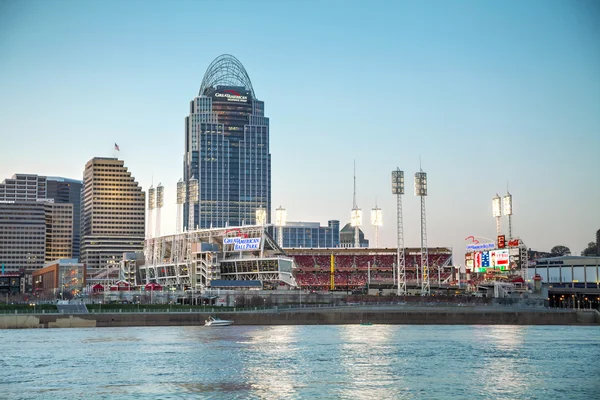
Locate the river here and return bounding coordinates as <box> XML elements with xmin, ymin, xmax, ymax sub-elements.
<box><xmin>1</xmin><ymin>325</ymin><xmax>598</xmax><ymax>399</ymax></box>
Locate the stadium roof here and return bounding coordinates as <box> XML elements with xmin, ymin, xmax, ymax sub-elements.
<box><xmin>199</xmin><ymin>54</ymin><xmax>256</xmax><ymax>98</ymax></box>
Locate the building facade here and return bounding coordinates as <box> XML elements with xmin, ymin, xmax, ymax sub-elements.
<box><xmin>46</xmin><ymin>177</ymin><xmax>83</xmax><ymax>259</ymax></box>
<box><xmin>0</xmin><ymin>174</ymin><xmax>47</xmax><ymax>201</ymax></box>
<box><xmin>0</xmin><ymin>174</ymin><xmax>82</xmax><ymax>259</ymax></box>
<box><xmin>44</xmin><ymin>202</ymin><xmax>73</xmax><ymax>263</ymax></box>
<box><xmin>184</xmin><ymin>54</ymin><xmax>271</xmax><ymax>229</ymax></box>
<box><xmin>339</xmin><ymin>223</ymin><xmax>369</xmax><ymax>248</ymax></box>
<box><xmin>80</xmin><ymin>158</ymin><xmax>145</xmax><ymax>270</ymax></box>
<box><xmin>271</xmin><ymin>220</ymin><xmax>340</xmax><ymax>248</ymax></box>
<box><xmin>32</xmin><ymin>258</ymin><xmax>85</xmax><ymax>296</ymax></box>
<box><xmin>0</xmin><ymin>201</ymin><xmax>73</xmax><ymax>273</ymax></box>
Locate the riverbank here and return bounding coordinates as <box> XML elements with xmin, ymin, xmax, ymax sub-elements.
<box><xmin>1</xmin><ymin>306</ymin><xmax>599</xmax><ymax>328</ymax></box>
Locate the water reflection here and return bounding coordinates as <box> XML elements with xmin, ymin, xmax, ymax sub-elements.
<box><xmin>473</xmin><ymin>326</ymin><xmax>530</xmax><ymax>397</ymax></box>
<box><xmin>243</xmin><ymin>326</ymin><xmax>301</xmax><ymax>398</ymax></box>
<box><xmin>337</xmin><ymin>325</ymin><xmax>409</xmax><ymax>399</ymax></box>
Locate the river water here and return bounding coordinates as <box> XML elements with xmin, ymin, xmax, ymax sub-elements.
<box><xmin>1</xmin><ymin>325</ymin><xmax>598</xmax><ymax>399</ymax></box>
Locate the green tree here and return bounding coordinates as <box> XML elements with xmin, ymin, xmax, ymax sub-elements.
<box><xmin>581</xmin><ymin>242</ymin><xmax>597</xmax><ymax>256</ymax></box>
<box><xmin>550</xmin><ymin>245</ymin><xmax>571</xmax><ymax>256</ymax></box>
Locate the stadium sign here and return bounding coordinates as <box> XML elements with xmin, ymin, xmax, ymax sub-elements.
<box><xmin>223</xmin><ymin>237</ymin><xmax>261</xmax><ymax>251</ymax></box>
<box><xmin>466</xmin><ymin>243</ymin><xmax>495</xmax><ymax>251</ymax></box>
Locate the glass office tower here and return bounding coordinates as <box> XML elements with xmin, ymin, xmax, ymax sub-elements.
<box><xmin>184</xmin><ymin>54</ymin><xmax>271</xmax><ymax>229</ymax></box>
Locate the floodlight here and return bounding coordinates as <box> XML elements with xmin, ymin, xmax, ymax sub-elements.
<box><xmin>391</xmin><ymin>169</ymin><xmax>404</xmax><ymax>195</ymax></box>
<box><xmin>351</xmin><ymin>209</ymin><xmax>362</xmax><ymax>227</ymax></box>
<box><xmin>503</xmin><ymin>193</ymin><xmax>512</xmax><ymax>216</ymax></box>
<box><xmin>414</xmin><ymin>172</ymin><xmax>427</xmax><ymax>197</ymax></box>
<box><xmin>371</xmin><ymin>207</ymin><xmax>382</xmax><ymax>227</ymax></box>
<box><xmin>492</xmin><ymin>194</ymin><xmax>501</xmax><ymax>217</ymax></box>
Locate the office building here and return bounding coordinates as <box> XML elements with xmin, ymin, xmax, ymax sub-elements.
<box><xmin>0</xmin><ymin>201</ymin><xmax>73</xmax><ymax>273</ymax></box>
<box><xmin>184</xmin><ymin>54</ymin><xmax>271</xmax><ymax>229</ymax></box>
<box><xmin>0</xmin><ymin>174</ymin><xmax>47</xmax><ymax>201</ymax></box>
<box><xmin>340</xmin><ymin>223</ymin><xmax>369</xmax><ymax>248</ymax></box>
<box><xmin>46</xmin><ymin>177</ymin><xmax>83</xmax><ymax>259</ymax></box>
<box><xmin>271</xmin><ymin>220</ymin><xmax>340</xmax><ymax>248</ymax></box>
<box><xmin>0</xmin><ymin>174</ymin><xmax>82</xmax><ymax>259</ymax></box>
<box><xmin>80</xmin><ymin>157</ymin><xmax>145</xmax><ymax>270</ymax></box>
<box><xmin>44</xmin><ymin>202</ymin><xmax>73</xmax><ymax>263</ymax></box>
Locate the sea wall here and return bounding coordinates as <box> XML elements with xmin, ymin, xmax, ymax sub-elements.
<box><xmin>2</xmin><ymin>307</ymin><xmax>597</xmax><ymax>329</ymax></box>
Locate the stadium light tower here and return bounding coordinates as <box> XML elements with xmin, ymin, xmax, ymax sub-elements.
<box><xmin>492</xmin><ymin>194</ymin><xmax>502</xmax><ymax>236</ymax></box>
<box><xmin>155</xmin><ymin>183</ymin><xmax>164</xmax><ymax>238</ymax></box>
<box><xmin>371</xmin><ymin>202</ymin><xmax>382</xmax><ymax>248</ymax></box>
<box><xmin>350</xmin><ymin>161</ymin><xmax>362</xmax><ymax>248</ymax></box>
<box><xmin>392</xmin><ymin>168</ymin><xmax>406</xmax><ymax>296</ymax></box>
<box><xmin>275</xmin><ymin>206</ymin><xmax>287</xmax><ymax>248</ymax></box>
<box><xmin>188</xmin><ymin>178</ymin><xmax>199</xmax><ymax>231</ymax></box>
<box><xmin>256</xmin><ymin>207</ymin><xmax>267</xmax><ymax>226</ymax></box>
<box><xmin>503</xmin><ymin>192</ymin><xmax>513</xmax><ymax>239</ymax></box>
<box><xmin>176</xmin><ymin>179</ymin><xmax>186</xmax><ymax>233</ymax></box>
<box><xmin>415</xmin><ymin>170</ymin><xmax>429</xmax><ymax>296</ymax></box>
<box><xmin>147</xmin><ymin>185</ymin><xmax>155</xmax><ymax>239</ymax></box>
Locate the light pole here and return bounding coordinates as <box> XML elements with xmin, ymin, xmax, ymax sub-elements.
<box><xmin>275</xmin><ymin>206</ymin><xmax>287</xmax><ymax>249</ymax></box>
<box><xmin>256</xmin><ymin>207</ymin><xmax>267</xmax><ymax>226</ymax></box>
<box><xmin>371</xmin><ymin>204</ymin><xmax>382</xmax><ymax>248</ymax></box>
<box><xmin>351</xmin><ymin>161</ymin><xmax>362</xmax><ymax>248</ymax></box>
<box><xmin>392</xmin><ymin>168</ymin><xmax>406</xmax><ymax>296</ymax></box>
<box><xmin>493</xmin><ymin>194</ymin><xmax>502</xmax><ymax>236</ymax></box>
<box><xmin>415</xmin><ymin>170</ymin><xmax>429</xmax><ymax>296</ymax></box>
<box><xmin>503</xmin><ymin>192</ymin><xmax>513</xmax><ymax>239</ymax></box>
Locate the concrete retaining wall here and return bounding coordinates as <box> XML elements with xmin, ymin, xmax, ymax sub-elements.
<box><xmin>1</xmin><ymin>307</ymin><xmax>594</xmax><ymax>329</ymax></box>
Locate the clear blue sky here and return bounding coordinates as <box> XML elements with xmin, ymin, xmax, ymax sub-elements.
<box><xmin>1</xmin><ymin>0</ymin><xmax>599</xmax><ymax>259</ymax></box>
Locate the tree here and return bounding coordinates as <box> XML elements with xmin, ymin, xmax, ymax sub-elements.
<box><xmin>581</xmin><ymin>242</ymin><xmax>597</xmax><ymax>256</ymax></box>
<box><xmin>550</xmin><ymin>245</ymin><xmax>571</xmax><ymax>256</ymax></box>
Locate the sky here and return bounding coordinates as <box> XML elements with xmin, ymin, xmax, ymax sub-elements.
<box><xmin>0</xmin><ymin>0</ymin><xmax>599</xmax><ymax>260</ymax></box>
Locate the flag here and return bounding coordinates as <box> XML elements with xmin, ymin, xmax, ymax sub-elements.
<box><xmin>114</xmin><ymin>143</ymin><xmax>120</xmax><ymax>151</ymax></box>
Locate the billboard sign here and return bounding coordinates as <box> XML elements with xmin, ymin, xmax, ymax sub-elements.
<box><xmin>490</xmin><ymin>249</ymin><xmax>510</xmax><ymax>268</ymax></box>
<box><xmin>223</xmin><ymin>237</ymin><xmax>261</xmax><ymax>251</ymax></box>
<box><xmin>466</xmin><ymin>242</ymin><xmax>495</xmax><ymax>251</ymax></box>
<box><xmin>508</xmin><ymin>239</ymin><xmax>520</xmax><ymax>247</ymax></box>
<box><xmin>214</xmin><ymin>89</ymin><xmax>249</xmax><ymax>103</ymax></box>
<box><xmin>481</xmin><ymin>251</ymin><xmax>490</xmax><ymax>268</ymax></box>
<box><xmin>497</xmin><ymin>235</ymin><xmax>506</xmax><ymax>249</ymax></box>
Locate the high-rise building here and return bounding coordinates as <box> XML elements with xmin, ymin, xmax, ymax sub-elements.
<box><xmin>0</xmin><ymin>201</ymin><xmax>73</xmax><ymax>273</ymax></box>
<box><xmin>339</xmin><ymin>223</ymin><xmax>369</xmax><ymax>248</ymax></box>
<box><xmin>44</xmin><ymin>202</ymin><xmax>73</xmax><ymax>263</ymax></box>
<box><xmin>80</xmin><ymin>158</ymin><xmax>145</xmax><ymax>270</ymax></box>
<box><xmin>270</xmin><ymin>220</ymin><xmax>340</xmax><ymax>248</ymax></box>
<box><xmin>0</xmin><ymin>174</ymin><xmax>82</xmax><ymax>259</ymax></box>
<box><xmin>184</xmin><ymin>54</ymin><xmax>271</xmax><ymax>229</ymax></box>
<box><xmin>0</xmin><ymin>174</ymin><xmax>47</xmax><ymax>201</ymax></box>
<box><xmin>46</xmin><ymin>177</ymin><xmax>82</xmax><ymax>259</ymax></box>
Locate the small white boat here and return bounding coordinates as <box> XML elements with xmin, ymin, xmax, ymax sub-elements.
<box><xmin>204</xmin><ymin>316</ymin><xmax>234</xmax><ymax>327</ymax></box>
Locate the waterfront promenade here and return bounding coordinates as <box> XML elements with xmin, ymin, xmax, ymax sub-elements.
<box><xmin>1</xmin><ymin>304</ymin><xmax>599</xmax><ymax>329</ymax></box>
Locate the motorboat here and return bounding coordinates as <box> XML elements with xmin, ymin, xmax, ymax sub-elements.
<box><xmin>204</xmin><ymin>316</ymin><xmax>234</xmax><ymax>327</ymax></box>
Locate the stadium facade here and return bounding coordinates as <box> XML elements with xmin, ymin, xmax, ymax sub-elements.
<box><xmin>141</xmin><ymin>225</ymin><xmax>296</xmax><ymax>290</ymax></box>
<box><xmin>184</xmin><ymin>54</ymin><xmax>271</xmax><ymax>230</ymax></box>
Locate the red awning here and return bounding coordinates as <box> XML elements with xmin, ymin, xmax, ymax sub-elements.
<box><xmin>511</xmin><ymin>276</ymin><xmax>525</xmax><ymax>284</ymax></box>
<box><xmin>145</xmin><ymin>283</ymin><xmax>162</xmax><ymax>291</ymax></box>
<box><xmin>92</xmin><ymin>284</ymin><xmax>104</xmax><ymax>292</ymax></box>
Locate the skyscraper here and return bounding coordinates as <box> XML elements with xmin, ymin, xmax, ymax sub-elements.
<box><xmin>46</xmin><ymin>177</ymin><xmax>82</xmax><ymax>259</ymax></box>
<box><xmin>184</xmin><ymin>54</ymin><xmax>271</xmax><ymax>229</ymax></box>
<box><xmin>80</xmin><ymin>158</ymin><xmax>145</xmax><ymax>270</ymax></box>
